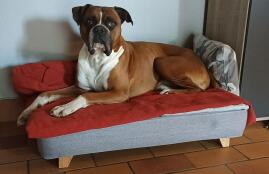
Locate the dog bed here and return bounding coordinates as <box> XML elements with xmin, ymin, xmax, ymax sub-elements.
<box><xmin>12</xmin><ymin>60</ymin><xmax>256</xmax><ymax>167</ymax></box>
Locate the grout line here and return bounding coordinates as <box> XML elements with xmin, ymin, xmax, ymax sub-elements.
<box><xmin>50</xmin><ymin>156</ymin><xmax>97</xmax><ymax>173</ymax></box>
<box><xmin>179</xmin><ymin>155</ymin><xmax>269</xmax><ymax>172</ymax></box>
<box><xmin>232</xmin><ymin>146</ymin><xmax>250</xmax><ymax>160</ymax></box>
<box><xmin>147</xmin><ymin>147</ymin><xmax>156</xmax><ymax>158</ymax></box>
<box><xmin>242</xmin><ymin>135</ymin><xmax>252</xmax><ymax>141</ymax></box>
<box><xmin>27</xmin><ymin>160</ymin><xmax>30</xmax><ymax>174</ymax></box>
<box><xmin>66</xmin><ymin>162</ymin><xmax>134</xmax><ymax>173</ymax></box>
<box><xmin>151</xmin><ymin>144</ymin><xmax>219</xmax><ymax>157</ymax></box>
<box><xmin>90</xmin><ymin>154</ymin><xmax>97</xmax><ymax>167</ymax></box>
<box><xmin>243</xmin><ymin>135</ymin><xmax>254</xmax><ymax>143</ymax></box>
<box><xmin>183</xmin><ymin>146</ymin><xmax>223</xmax><ymax>155</ymax></box>
<box><xmin>243</xmin><ymin>137</ymin><xmax>269</xmax><ymax>144</ymax></box>
<box><xmin>233</xmin><ymin>133</ymin><xmax>269</xmax><ymax>145</ymax></box>
<box><xmin>63</xmin><ymin>154</ymin><xmax>101</xmax><ymax>173</ymax></box>
<box><xmin>225</xmin><ymin>164</ymin><xmax>236</xmax><ymax>174</ymax></box>
<box><xmin>92</xmin><ymin>157</ymin><xmax>154</xmax><ymax>168</ymax></box>
<box><xmin>234</xmin><ymin>139</ymin><xmax>269</xmax><ymax>147</ymax></box>
<box><xmin>229</xmin><ymin>156</ymin><xmax>269</xmax><ymax>165</ymax></box>
<box><xmin>165</xmin><ymin>164</ymin><xmax>235</xmax><ymax>174</ymax></box>
<box><xmin>0</xmin><ymin>158</ymin><xmax>40</xmax><ymax>166</ymax></box>
<box><xmin>182</xmin><ymin>153</ymin><xmax>196</xmax><ymax>169</ymax></box>
<box><xmin>127</xmin><ymin>162</ymin><xmax>135</xmax><ymax>174</ymax></box>
<box><xmin>87</xmin><ymin>151</ymin><xmax>159</xmax><ymax>168</ymax></box>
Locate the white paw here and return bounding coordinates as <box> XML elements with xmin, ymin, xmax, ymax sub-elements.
<box><xmin>17</xmin><ymin>110</ymin><xmax>31</xmax><ymax>126</ymax></box>
<box><xmin>50</xmin><ymin>104</ymin><xmax>74</xmax><ymax>117</ymax></box>
<box><xmin>160</xmin><ymin>89</ymin><xmax>171</xmax><ymax>95</ymax></box>
<box><xmin>156</xmin><ymin>83</ymin><xmax>172</xmax><ymax>95</ymax></box>
<box><xmin>17</xmin><ymin>116</ymin><xmax>26</xmax><ymax>126</ymax></box>
<box><xmin>50</xmin><ymin>96</ymin><xmax>88</xmax><ymax>117</ymax></box>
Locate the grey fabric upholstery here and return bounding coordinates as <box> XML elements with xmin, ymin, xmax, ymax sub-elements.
<box><xmin>37</xmin><ymin>109</ymin><xmax>247</xmax><ymax>159</ymax></box>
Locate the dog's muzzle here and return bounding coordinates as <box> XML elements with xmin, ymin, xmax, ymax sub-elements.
<box><xmin>88</xmin><ymin>25</ymin><xmax>112</xmax><ymax>56</ymax></box>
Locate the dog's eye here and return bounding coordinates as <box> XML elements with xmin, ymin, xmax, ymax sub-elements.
<box><xmin>87</xmin><ymin>18</ymin><xmax>96</xmax><ymax>26</ymax></box>
<box><xmin>106</xmin><ymin>21</ymin><xmax>116</xmax><ymax>30</ymax></box>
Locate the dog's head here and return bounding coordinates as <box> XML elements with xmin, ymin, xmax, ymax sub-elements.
<box><xmin>72</xmin><ymin>4</ymin><xmax>133</xmax><ymax>56</ymax></box>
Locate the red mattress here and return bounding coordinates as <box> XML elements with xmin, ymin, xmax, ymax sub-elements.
<box><xmin>12</xmin><ymin>61</ymin><xmax>256</xmax><ymax>138</ymax></box>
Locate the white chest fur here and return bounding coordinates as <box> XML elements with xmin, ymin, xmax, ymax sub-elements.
<box><xmin>77</xmin><ymin>44</ymin><xmax>124</xmax><ymax>91</ymax></box>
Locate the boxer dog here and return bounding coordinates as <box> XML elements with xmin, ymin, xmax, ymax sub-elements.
<box><xmin>17</xmin><ymin>4</ymin><xmax>214</xmax><ymax>126</ymax></box>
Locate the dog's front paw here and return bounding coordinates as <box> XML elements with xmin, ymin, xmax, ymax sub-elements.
<box><xmin>17</xmin><ymin>110</ymin><xmax>30</xmax><ymax>126</ymax></box>
<box><xmin>50</xmin><ymin>96</ymin><xmax>88</xmax><ymax>117</ymax></box>
<box><xmin>17</xmin><ymin>116</ymin><xmax>27</xmax><ymax>127</ymax></box>
<box><xmin>50</xmin><ymin>104</ymin><xmax>75</xmax><ymax>117</ymax></box>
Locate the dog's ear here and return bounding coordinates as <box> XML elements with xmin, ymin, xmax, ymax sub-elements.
<box><xmin>72</xmin><ymin>4</ymin><xmax>92</xmax><ymax>25</ymax></box>
<box><xmin>114</xmin><ymin>6</ymin><xmax>133</xmax><ymax>25</ymax></box>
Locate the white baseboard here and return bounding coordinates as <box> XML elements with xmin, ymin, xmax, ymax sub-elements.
<box><xmin>256</xmin><ymin>117</ymin><xmax>269</xmax><ymax>121</ymax></box>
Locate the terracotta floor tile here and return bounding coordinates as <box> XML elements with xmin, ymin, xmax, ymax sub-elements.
<box><xmin>129</xmin><ymin>154</ymin><xmax>194</xmax><ymax>174</ymax></box>
<box><xmin>29</xmin><ymin>154</ymin><xmax>95</xmax><ymax>174</ymax></box>
<box><xmin>244</xmin><ymin>128</ymin><xmax>269</xmax><ymax>142</ymax></box>
<box><xmin>228</xmin><ymin>157</ymin><xmax>269</xmax><ymax>174</ymax></box>
<box><xmin>93</xmin><ymin>148</ymin><xmax>153</xmax><ymax>166</ymax></box>
<box><xmin>234</xmin><ymin>141</ymin><xmax>269</xmax><ymax>159</ymax></box>
<box><xmin>175</xmin><ymin>165</ymin><xmax>233</xmax><ymax>174</ymax></box>
<box><xmin>0</xmin><ymin>99</ymin><xmax>24</xmax><ymax>122</ymax></box>
<box><xmin>230</xmin><ymin>136</ymin><xmax>252</xmax><ymax>146</ymax></box>
<box><xmin>0</xmin><ymin>121</ymin><xmax>26</xmax><ymax>137</ymax></box>
<box><xmin>245</xmin><ymin>121</ymin><xmax>265</xmax><ymax>131</ymax></box>
<box><xmin>0</xmin><ymin>134</ymin><xmax>28</xmax><ymax>150</ymax></box>
<box><xmin>67</xmin><ymin>163</ymin><xmax>132</xmax><ymax>174</ymax></box>
<box><xmin>185</xmin><ymin>147</ymin><xmax>247</xmax><ymax>167</ymax></box>
<box><xmin>0</xmin><ymin>146</ymin><xmax>40</xmax><ymax>164</ymax></box>
<box><xmin>150</xmin><ymin>142</ymin><xmax>205</xmax><ymax>157</ymax></box>
<box><xmin>0</xmin><ymin>161</ymin><xmax>27</xmax><ymax>174</ymax></box>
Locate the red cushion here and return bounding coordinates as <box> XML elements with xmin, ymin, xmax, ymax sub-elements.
<box><xmin>12</xmin><ymin>61</ymin><xmax>256</xmax><ymax>138</ymax></box>
<box><xmin>12</xmin><ymin>60</ymin><xmax>76</xmax><ymax>95</ymax></box>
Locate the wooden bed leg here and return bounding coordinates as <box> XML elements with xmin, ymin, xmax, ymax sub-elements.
<box><xmin>58</xmin><ymin>156</ymin><xmax>73</xmax><ymax>168</ymax></box>
<box><xmin>219</xmin><ymin>138</ymin><xmax>230</xmax><ymax>147</ymax></box>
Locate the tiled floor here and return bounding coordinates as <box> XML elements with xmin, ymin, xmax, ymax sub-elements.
<box><xmin>1</xmin><ymin>101</ymin><xmax>269</xmax><ymax>174</ymax></box>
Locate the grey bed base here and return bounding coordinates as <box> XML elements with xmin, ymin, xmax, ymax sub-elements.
<box><xmin>37</xmin><ymin>108</ymin><xmax>248</xmax><ymax>168</ymax></box>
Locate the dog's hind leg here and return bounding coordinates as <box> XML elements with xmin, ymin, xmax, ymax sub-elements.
<box><xmin>17</xmin><ymin>85</ymin><xmax>85</xmax><ymax>126</ymax></box>
<box><xmin>156</xmin><ymin>81</ymin><xmax>202</xmax><ymax>94</ymax></box>
<box><xmin>154</xmin><ymin>56</ymin><xmax>210</xmax><ymax>93</ymax></box>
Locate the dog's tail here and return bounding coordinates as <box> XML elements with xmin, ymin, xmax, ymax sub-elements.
<box><xmin>208</xmin><ymin>71</ymin><xmax>220</xmax><ymax>89</ymax></box>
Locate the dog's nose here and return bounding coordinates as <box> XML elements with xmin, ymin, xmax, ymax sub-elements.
<box><xmin>93</xmin><ymin>26</ymin><xmax>106</xmax><ymax>34</ymax></box>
